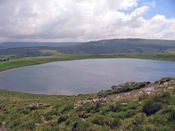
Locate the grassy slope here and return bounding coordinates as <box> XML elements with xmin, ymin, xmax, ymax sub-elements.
<box><xmin>0</xmin><ymin>86</ymin><xmax>175</xmax><ymax>130</ymax></box>
<box><xmin>1</xmin><ymin>53</ymin><xmax>175</xmax><ymax>72</ymax></box>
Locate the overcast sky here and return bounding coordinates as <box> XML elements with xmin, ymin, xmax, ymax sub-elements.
<box><xmin>0</xmin><ymin>0</ymin><xmax>175</xmax><ymax>42</ymax></box>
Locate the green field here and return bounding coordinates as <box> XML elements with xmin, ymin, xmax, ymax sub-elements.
<box><xmin>1</xmin><ymin>53</ymin><xmax>175</xmax><ymax>72</ymax></box>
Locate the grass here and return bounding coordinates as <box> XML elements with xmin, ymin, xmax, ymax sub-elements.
<box><xmin>1</xmin><ymin>89</ymin><xmax>175</xmax><ymax>130</ymax></box>
<box><xmin>1</xmin><ymin>53</ymin><xmax>175</xmax><ymax>72</ymax></box>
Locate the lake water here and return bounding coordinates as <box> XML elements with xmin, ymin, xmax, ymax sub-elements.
<box><xmin>0</xmin><ymin>58</ymin><xmax>175</xmax><ymax>95</ymax></box>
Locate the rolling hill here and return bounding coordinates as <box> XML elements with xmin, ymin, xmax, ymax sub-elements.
<box><xmin>57</xmin><ymin>39</ymin><xmax>175</xmax><ymax>54</ymax></box>
<box><xmin>0</xmin><ymin>39</ymin><xmax>175</xmax><ymax>57</ymax></box>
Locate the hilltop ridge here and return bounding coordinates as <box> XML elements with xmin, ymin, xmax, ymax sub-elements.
<box><xmin>0</xmin><ymin>39</ymin><xmax>175</xmax><ymax>55</ymax></box>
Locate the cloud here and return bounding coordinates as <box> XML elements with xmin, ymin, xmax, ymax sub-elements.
<box><xmin>0</xmin><ymin>0</ymin><xmax>174</xmax><ymax>42</ymax></box>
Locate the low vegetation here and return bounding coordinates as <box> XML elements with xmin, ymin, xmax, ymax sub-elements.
<box><xmin>0</xmin><ymin>78</ymin><xmax>175</xmax><ymax>130</ymax></box>
<box><xmin>1</xmin><ymin>53</ymin><xmax>175</xmax><ymax>72</ymax></box>
<box><xmin>97</xmin><ymin>81</ymin><xmax>150</xmax><ymax>97</ymax></box>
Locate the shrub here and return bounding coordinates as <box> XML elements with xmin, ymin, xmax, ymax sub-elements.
<box><xmin>57</xmin><ymin>115</ymin><xmax>69</xmax><ymax>124</ymax></box>
<box><xmin>158</xmin><ymin>77</ymin><xmax>172</xmax><ymax>84</ymax></box>
<box><xmin>125</xmin><ymin>110</ymin><xmax>137</xmax><ymax>118</ymax></box>
<box><xmin>161</xmin><ymin>106</ymin><xmax>175</xmax><ymax>121</ymax></box>
<box><xmin>44</xmin><ymin>111</ymin><xmax>54</xmax><ymax>121</ymax></box>
<box><xmin>49</xmin><ymin>104</ymin><xmax>61</xmax><ymax>115</ymax></box>
<box><xmin>97</xmin><ymin>90</ymin><xmax>114</xmax><ymax>97</ymax></box>
<box><xmin>19</xmin><ymin>108</ymin><xmax>30</xmax><ymax>115</ymax></box>
<box><xmin>91</xmin><ymin>115</ymin><xmax>106</xmax><ymax>125</ymax></box>
<box><xmin>98</xmin><ymin>82</ymin><xmax>149</xmax><ymax>97</ymax></box>
<box><xmin>153</xmin><ymin>92</ymin><xmax>171</xmax><ymax>103</ymax></box>
<box><xmin>142</xmin><ymin>101</ymin><xmax>162</xmax><ymax>116</ymax></box>
<box><xmin>111</xmin><ymin>118</ymin><xmax>121</xmax><ymax>129</ymax></box>
<box><xmin>32</xmin><ymin>112</ymin><xmax>42</xmax><ymax>123</ymax></box>
<box><xmin>140</xmin><ymin>124</ymin><xmax>157</xmax><ymax>131</ymax></box>
<box><xmin>65</xmin><ymin>116</ymin><xmax>90</xmax><ymax>131</ymax></box>
<box><xmin>71</xmin><ymin>121</ymin><xmax>90</xmax><ymax>131</ymax></box>
<box><xmin>59</xmin><ymin>105</ymin><xmax>73</xmax><ymax>113</ymax></box>
<box><xmin>122</xmin><ymin>113</ymin><xmax>146</xmax><ymax>131</ymax></box>
<box><xmin>115</xmin><ymin>82</ymin><xmax>149</xmax><ymax>93</ymax></box>
<box><xmin>111</xmin><ymin>110</ymin><xmax>137</xmax><ymax>119</ymax></box>
<box><xmin>91</xmin><ymin>115</ymin><xmax>121</xmax><ymax>129</ymax></box>
<box><xmin>142</xmin><ymin>92</ymin><xmax>171</xmax><ymax>116</ymax></box>
<box><xmin>108</xmin><ymin>104</ymin><xmax>120</xmax><ymax>112</ymax></box>
<box><xmin>77</xmin><ymin>103</ymin><xmax>100</xmax><ymax>113</ymax></box>
<box><xmin>22</xmin><ymin>122</ymin><xmax>36</xmax><ymax>130</ymax></box>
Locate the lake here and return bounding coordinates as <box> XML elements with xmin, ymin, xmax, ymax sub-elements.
<box><xmin>0</xmin><ymin>58</ymin><xmax>175</xmax><ymax>95</ymax></box>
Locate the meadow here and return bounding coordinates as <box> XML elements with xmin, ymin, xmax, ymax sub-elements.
<box><xmin>1</xmin><ymin>53</ymin><xmax>175</xmax><ymax>72</ymax></box>
<box><xmin>1</xmin><ymin>77</ymin><xmax>175</xmax><ymax>130</ymax></box>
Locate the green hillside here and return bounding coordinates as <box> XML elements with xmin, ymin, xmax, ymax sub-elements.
<box><xmin>0</xmin><ymin>39</ymin><xmax>175</xmax><ymax>58</ymax></box>
<box><xmin>0</xmin><ymin>78</ymin><xmax>175</xmax><ymax>130</ymax></box>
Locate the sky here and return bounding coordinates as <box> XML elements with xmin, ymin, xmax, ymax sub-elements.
<box><xmin>0</xmin><ymin>0</ymin><xmax>175</xmax><ymax>42</ymax></box>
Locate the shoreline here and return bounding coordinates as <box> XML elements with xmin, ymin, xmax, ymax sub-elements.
<box><xmin>1</xmin><ymin>77</ymin><xmax>175</xmax><ymax>97</ymax></box>
<box><xmin>1</xmin><ymin>53</ymin><xmax>175</xmax><ymax>72</ymax></box>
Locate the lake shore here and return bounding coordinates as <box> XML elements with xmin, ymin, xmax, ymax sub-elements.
<box><xmin>1</xmin><ymin>53</ymin><xmax>175</xmax><ymax>72</ymax></box>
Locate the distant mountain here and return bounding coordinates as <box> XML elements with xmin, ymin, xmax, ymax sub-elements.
<box><xmin>57</xmin><ymin>39</ymin><xmax>175</xmax><ymax>54</ymax></box>
<box><xmin>0</xmin><ymin>39</ymin><xmax>175</xmax><ymax>57</ymax></box>
<box><xmin>0</xmin><ymin>42</ymin><xmax>81</xmax><ymax>49</ymax></box>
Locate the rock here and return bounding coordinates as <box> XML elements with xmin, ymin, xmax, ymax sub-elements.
<box><xmin>75</xmin><ymin>98</ymin><xmax>106</xmax><ymax>108</ymax></box>
<box><xmin>138</xmin><ymin>91</ymin><xmax>143</xmax><ymax>94</ymax></box>
<box><xmin>163</xmin><ymin>82</ymin><xmax>169</xmax><ymax>87</ymax></box>
<box><xmin>72</xmin><ymin>122</ymin><xmax>78</xmax><ymax>131</ymax></box>
<box><xmin>143</xmin><ymin>87</ymin><xmax>155</xmax><ymax>93</ymax></box>
<box><xmin>147</xmin><ymin>92</ymin><xmax>151</xmax><ymax>95</ymax></box>
<box><xmin>35</xmin><ymin>123</ymin><xmax>40</xmax><ymax>126</ymax></box>
<box><xmin>120</xmin><ymin>103</ymin><xmax>128</xmax><ymax>106</ymax></box>
<box><xmin>111</xmin><ymin>85</ymin><xmax>118</xmax><ymax>90</ymax></box>
<box><xmin>167</xmin><ymin>86</ymin><xmax>174</xmax><ymax>90</ymax></box>
<box><xmin>159</xmin><ymin>84</ymin><xmax>165</xmax><ymax>88</ymax></box>
<box><xmin>57</xmin><ymin>115</ymin><xmax>68</xmax><ymax>124</ymax></box>
<box><xmin>28</xmin><ymin>103</ymin><xmax>50</xmax><ymax>110</ymax></box>
<box><xmin>2</xmin><ymin>122</ymin><xmax>6</xmax><ymax>125</ymax></box>
<box><xmin>158</xmin><ymin>77</ymin><xmax>172</xmax><ymax>84</ymax></box>
<box><xmin>78</xmin><ymin>111</ymin><xmax>91</xmax><ymax>118</ymax></box>
<box><xmin>0</xmin><ymin>107</ymin><xmax>6</xmax><ymax>112</ymax></box>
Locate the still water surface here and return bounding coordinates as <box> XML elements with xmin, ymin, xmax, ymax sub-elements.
<box><xmin>0</xmin><ymin>58</ymin><xmax>175</xmax><ymax>95</ymax></box>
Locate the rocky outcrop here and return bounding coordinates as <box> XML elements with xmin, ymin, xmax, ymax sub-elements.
<box><xmin>27</xmin><ymin>103</ymin><xmax>50</xmax><ymax>111</ymax></box>
<box><xmin>75</xmin><ymin>98</ymin><xmax>107</xmax><ymax>109</ymax></box>
<box><xmin>97</xmin><ymin>81</ymin><xmax>150</xmax><ymax>97</ymax></box>
<box><xmin>75</xmin><ymin>78</ymin><xmax>175</xmax><ymax>108</ymax></box>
